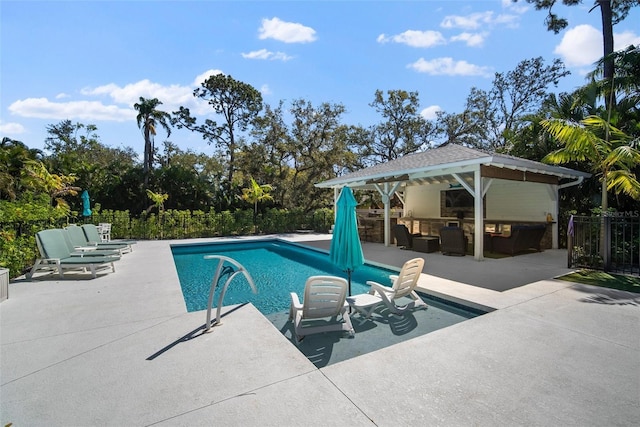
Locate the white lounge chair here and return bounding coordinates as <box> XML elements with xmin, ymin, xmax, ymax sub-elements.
<box><xmin>348</xmin><ymin>257</ymin><xmax>427</xmax><ymax>317</ymax></box>
<box><xmin>289</xmin><ymin>276</ymin><xmax>355</xmax><ymax>343</ymax></box>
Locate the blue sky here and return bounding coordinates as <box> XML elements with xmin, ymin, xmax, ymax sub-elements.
<box><xmin>2</xmin><ymin>0</ymin><xmax>639</xmax><ymax>158</ymax></box>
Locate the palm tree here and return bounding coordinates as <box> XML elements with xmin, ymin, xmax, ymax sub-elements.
<box><xmin>240</xmin><ymin>177</ymin><xmax>273</xmax><ymax>234</ymax></box>
<box><xmin>541</xmin><ymin>116</ymin><xmax>640</xmax><ymax>209</ymax></box>
<box><xmin>241</xmin><ymin>177</ymin><xmax>273</xmax><ymax>215</ymax></box>
<box><xmin>133</xmin><ymin>97</ymin><xmax>172</xmax><ymax>186</ymax></box>
<box><xmin>146</xmin><ymin>189</ymin><xmax>169</xmax><ymax>238</ymax></box>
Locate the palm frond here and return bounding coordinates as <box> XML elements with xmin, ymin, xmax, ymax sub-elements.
<box><xmin>606</xmin><ymin>170</ymin><xmax>640</xmax><ymax>200</ymax></box>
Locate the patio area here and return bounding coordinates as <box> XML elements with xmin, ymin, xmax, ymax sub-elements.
<box><xmin>1</xmin><ymin>234</ymin><xmax>638</xmax><ymax>426</ymax></box>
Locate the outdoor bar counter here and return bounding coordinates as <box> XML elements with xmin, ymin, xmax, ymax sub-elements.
<box><xmin>357</xmin><ymin>210</ymin><xmax>402</xmax><ymax>243</ymax></box>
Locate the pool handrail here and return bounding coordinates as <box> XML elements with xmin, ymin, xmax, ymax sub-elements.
<box><xmin>203</xmin><ymin>255</ymin><xmax>257</xmax><ymax>332</ymax></box>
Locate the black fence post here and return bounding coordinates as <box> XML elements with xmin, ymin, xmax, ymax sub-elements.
<box><xmin>567</xmin><ymin>232</ymin><xmax>573</xmax><ymax>268</ymax></box>
<box><xmin>603</xmin><ymin>215</ymin><xmax>611</xmax><ymax>272</ymax></box>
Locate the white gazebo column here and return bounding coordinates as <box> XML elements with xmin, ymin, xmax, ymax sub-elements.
<box><xmin>374</xmin><ymin>181</ymin><xmax>401</xmax><ymax>247</ymax></box>
<box><xmin>453</xmin><ymin>169</ymin><xmax>484</xmax><ymax>261</ymax></box>
<box><xmin>334</xmin><ymin>186</ymin><xmax>340</xmax><ymax>221</ymax></box>
<box><xmin>546</xmin><ymin>183</ymin><xmax>559</xmax><ymax>249</ymax></box>
<box><xmin>473</xmin><ymin>167</ymin><xmax>484</xmax><ymax>261</ymax></box>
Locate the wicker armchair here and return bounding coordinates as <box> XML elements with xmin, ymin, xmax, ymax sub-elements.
<box><xmin>393</xmin><ymin>224</ymin><xmax>421</xmax><ymax>249</ymax></box>
<box><xmin>439</xmin><ymin>227</ymin><xmax>468</xmax><ymax>256</ymax></box>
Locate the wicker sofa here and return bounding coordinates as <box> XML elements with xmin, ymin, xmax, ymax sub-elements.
<box><xmin>491</xmin><ymin>224</ymin><xmax>546</xmax><ymax>256</ymax></box>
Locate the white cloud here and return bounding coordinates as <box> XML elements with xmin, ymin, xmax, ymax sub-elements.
<box><xmin>8</xmin><ymin>98</ymin><xmax>135</xmax><ymax>121</ymax></box>
<box><xmin>258</xmin><ymin>17</ymin><xmax>317</xmax><ymax>43</ymax></box>
<box><xmin>408</xmin><ymin>57</ymin><xmax>492</xmax><ymax>77</ymax></box>
<box><xmin>555</xmin><ymin>25</ymin><xmax>640</xmax><ymax>68</ymax></box>
<box><xmin>492</xmin><ymin>13</ymin><xmax>520</xmax><ymax>28</ymax></box>
<box><xmin>615</xmin><ymin>30</ymin><xmax>640</xmax><ymax>50</ymax></box>
<box><xmin>441</xmin><ymin>12</ymin><xmax>488</xmax><ymax>30</ymax></box>
<box><xmin>377</xmin><ymin>30</ymin><xmax>446</xmax><ymax>48</ymax></box>
<box><xmin>441</xmin><ymin>11</ymin><xmax>519</xmax><ymax>30</ymax></box>
<box><xmin>260</xmin><ymin>84</ymin><xmax>271</xmax><ymax>95</ymax></box>
<box><xmin>193</xmin><ymin>69</ymin><xmax>223</xmax><ymax>87</ymax></box>
<box><xmin>450</xmin><ymin>32</ymin><xmax>486</xmax><ymax>47</ymax></box>
<box><xmin>554</xmin><ymin>25</ymin><xmax>601</xmax><ymax>67</ymax></box>
<box><xmin>420</xmin><ymin>105</ymin><xmax>442</xmax><ymax>120</ymax></box>
<box><xmin>82</xmin><ymin>79</ymin><xmax>194</xmax><ymax>108</ymax></box>
<box><xmin>502</xmin><ymin>0</ymin><xmax>528</xmax><ymax>14</ymax></box>
<box><xmin>241</xmin><ymin>49</ymin><xmax>293</xmax><ymax>61</ymax></box>
<box><xmin>7</xmin><ymin>71</ymin><xmax>227</xmax><ymax>122</ymax></box>
<box><xmin>0</xmin><ymin>122</ymin><xmax>26</xmax><ymax>134</ymax></box>
<box><xmin>55</xmin><ymin>93</ymin><xmax>70</xmax><ymax>99</ymax></box>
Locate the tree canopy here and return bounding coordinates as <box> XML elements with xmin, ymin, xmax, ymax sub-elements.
<box><xmin>3</xmin><ymin>44</ymin><xmax>639</xmax><ymax>217</ymax></box>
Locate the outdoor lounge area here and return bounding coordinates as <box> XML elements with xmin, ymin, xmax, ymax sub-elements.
<box><xmin>316</xmin><ymin>144</ymin><xmax>592</xmax><ymax>261</ymax></box>
<box><xmin>1</xmin><ymin>234</ymin><xmax>638</xmax><ymax>426</ymax></box>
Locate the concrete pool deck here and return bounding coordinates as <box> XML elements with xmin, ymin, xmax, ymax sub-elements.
<box><xmin>1</xmin><ymin>234</ymin><xmax>639</xmax><ymax>426</ymax></box>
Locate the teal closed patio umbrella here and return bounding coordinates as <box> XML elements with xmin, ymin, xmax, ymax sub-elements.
<box><xmin>329</xmin><ymin>186</ymin><xmax>365</xmax><ymax>297</ymax></box>
<box><xmin>81</xmin><ymin>190</ymin><xmax>92</xmax><ymax>218</ymax></box>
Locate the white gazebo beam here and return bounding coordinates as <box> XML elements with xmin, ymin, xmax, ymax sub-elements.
<box><xmin>482</xmin><ymin>178</ymin><xmax>493</xmax><ymax>197</ymax></box>
<box><xmin>452</xmin><ymin>173</ymin><xmax>476</xmax><ymax>198</ymax></box>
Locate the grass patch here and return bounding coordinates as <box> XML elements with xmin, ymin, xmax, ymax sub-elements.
<box><xmin>481</xmin><ymin>251</ymin><xmax>512</xmax><ymax>259</ymax></box>
<box><xmin>558</xmin><ymin>270</ymin><xmax>640</xmax><ymax>293</ymax></box>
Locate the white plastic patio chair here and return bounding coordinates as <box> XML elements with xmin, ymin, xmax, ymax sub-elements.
<box><xmin>98</xmin><ymin>223</ymin><xmax>111</xmax><ymax>242</ymax></box>
<box><xmin>348</xmin><ymin>257</ymin><xmax>427</xmax><ymax>317</ymax></box>
<box><xmin>289</xmin><ymin>276</ymin><xmax>355</xmax><ymax>343</ymax></box>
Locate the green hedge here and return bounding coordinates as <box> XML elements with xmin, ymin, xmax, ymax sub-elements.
<box><xmin>0</xmin><ymin>206</ymin><xmax>334</xmax><ymax>279</ymax></box>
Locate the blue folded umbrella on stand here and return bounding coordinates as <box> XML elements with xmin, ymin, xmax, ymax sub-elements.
<box><xmin>329</xmin><ymin>186</ymin><xmax>365</xmax><ymax>297</ymax></box>
<box><xmin>81</xmin><ymin>190</ymin><xmax>92</xmax><ymax>218</ymax></box>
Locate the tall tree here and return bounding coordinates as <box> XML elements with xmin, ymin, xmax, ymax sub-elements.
<box><xmin>515</xmin><ymin>0</ymin><xmax>640</xmax><ymax>111</ymax></box>
<box><xmin>134</xmin><ymin>97</ymin><xmax>172</xmax><ymax>185</ymax></box>
<box><xmin>245</xmin><ymin>102</ymin><xmax>293</xmax><ymax>207</ymax></box>
<box><xmin>0</xmin><ymin>138</ymin><xmax>43</xmax><ymax>200</ymax></box>
<box><xmin>364</xmin><ymin>89</ymin><xmax>433</xmax><ymax>164</ymax></box>
<box><xmin>150</xmin><ymin>141</ymin><xmax>220</xmax><ymax>211</ymax></box>
<box><xmin>172</xmin><ymin>74</ymin><xmax>263</xmax><ymax>193</ymax></box>
<box><xmin>489</xmin><ymin>57</ymin><xmax>569</xmax><ymax>151</ymax></box>
<box><xmin>43</xmin><ymin>120</ymin><xmax>139</xmax><ymax>212</ymax></box>
<box><xmin>436</xmin><ymin>58</ymin><xmax>568</xmax><ymax>151</ymax></box>
<box><xmin>434</xmin><ymin>109</ymin><xmax>485</xmax><ymax>147</ymax></box>
<box><xmin>288</xmin><ymin>99</ymin><xmax>352</xmax><ymax>211</ymax></box>
<box><xmin>21</xmin><ymin>160</ymin><xmax>81</xmax><ymax>213</ymax></box>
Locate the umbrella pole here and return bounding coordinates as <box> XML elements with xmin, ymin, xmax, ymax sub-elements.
<box><xmin>347</xmin><ymin>269</ymin><xmax>352</xmax><ymax>313</ymax></box>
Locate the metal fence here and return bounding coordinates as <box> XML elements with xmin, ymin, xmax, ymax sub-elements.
<box><xmin>567</xmin><ymin>215</ymin><xmax>640</xmax><ymax>276</ymax></box>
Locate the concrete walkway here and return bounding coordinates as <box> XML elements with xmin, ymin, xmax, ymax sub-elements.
<box><xmin>1</xmin><ymin>234</ymin><xmax>638</xmax><ymax>426</ymax></box>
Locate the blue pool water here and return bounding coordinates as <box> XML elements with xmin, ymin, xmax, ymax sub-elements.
<box><xmin>171</xmin><ymin>239</ymin><xmax>399</xmax><ymax>315</ymax></box>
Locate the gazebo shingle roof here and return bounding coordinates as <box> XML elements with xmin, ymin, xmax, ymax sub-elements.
<box><xmin>316</xmin><ymin>143</ymin><xmax>590</xmax><ymax>188</ymax></box>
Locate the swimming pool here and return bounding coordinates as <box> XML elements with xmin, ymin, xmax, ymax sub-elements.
<box><xmin>171</xmin><ymin>239</ymin><xmax>399</xmax><ymax>315</ymax></box>
<box><xmin>171</xmin><ymin>238</ymin><xmax>485</xmax><ymax>321</ymax></box>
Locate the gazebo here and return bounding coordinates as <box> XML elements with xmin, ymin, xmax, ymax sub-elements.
<box><xmin>315</xmin><ymin>143</ymin><xmax>591</xmax><ymax>260</ymax></box>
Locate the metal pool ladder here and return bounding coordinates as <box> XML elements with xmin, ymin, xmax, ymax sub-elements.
<box><xmin>203</xmin><ymin>255</ymin><xmax>257</xmax><ymax>333</ymax></box>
